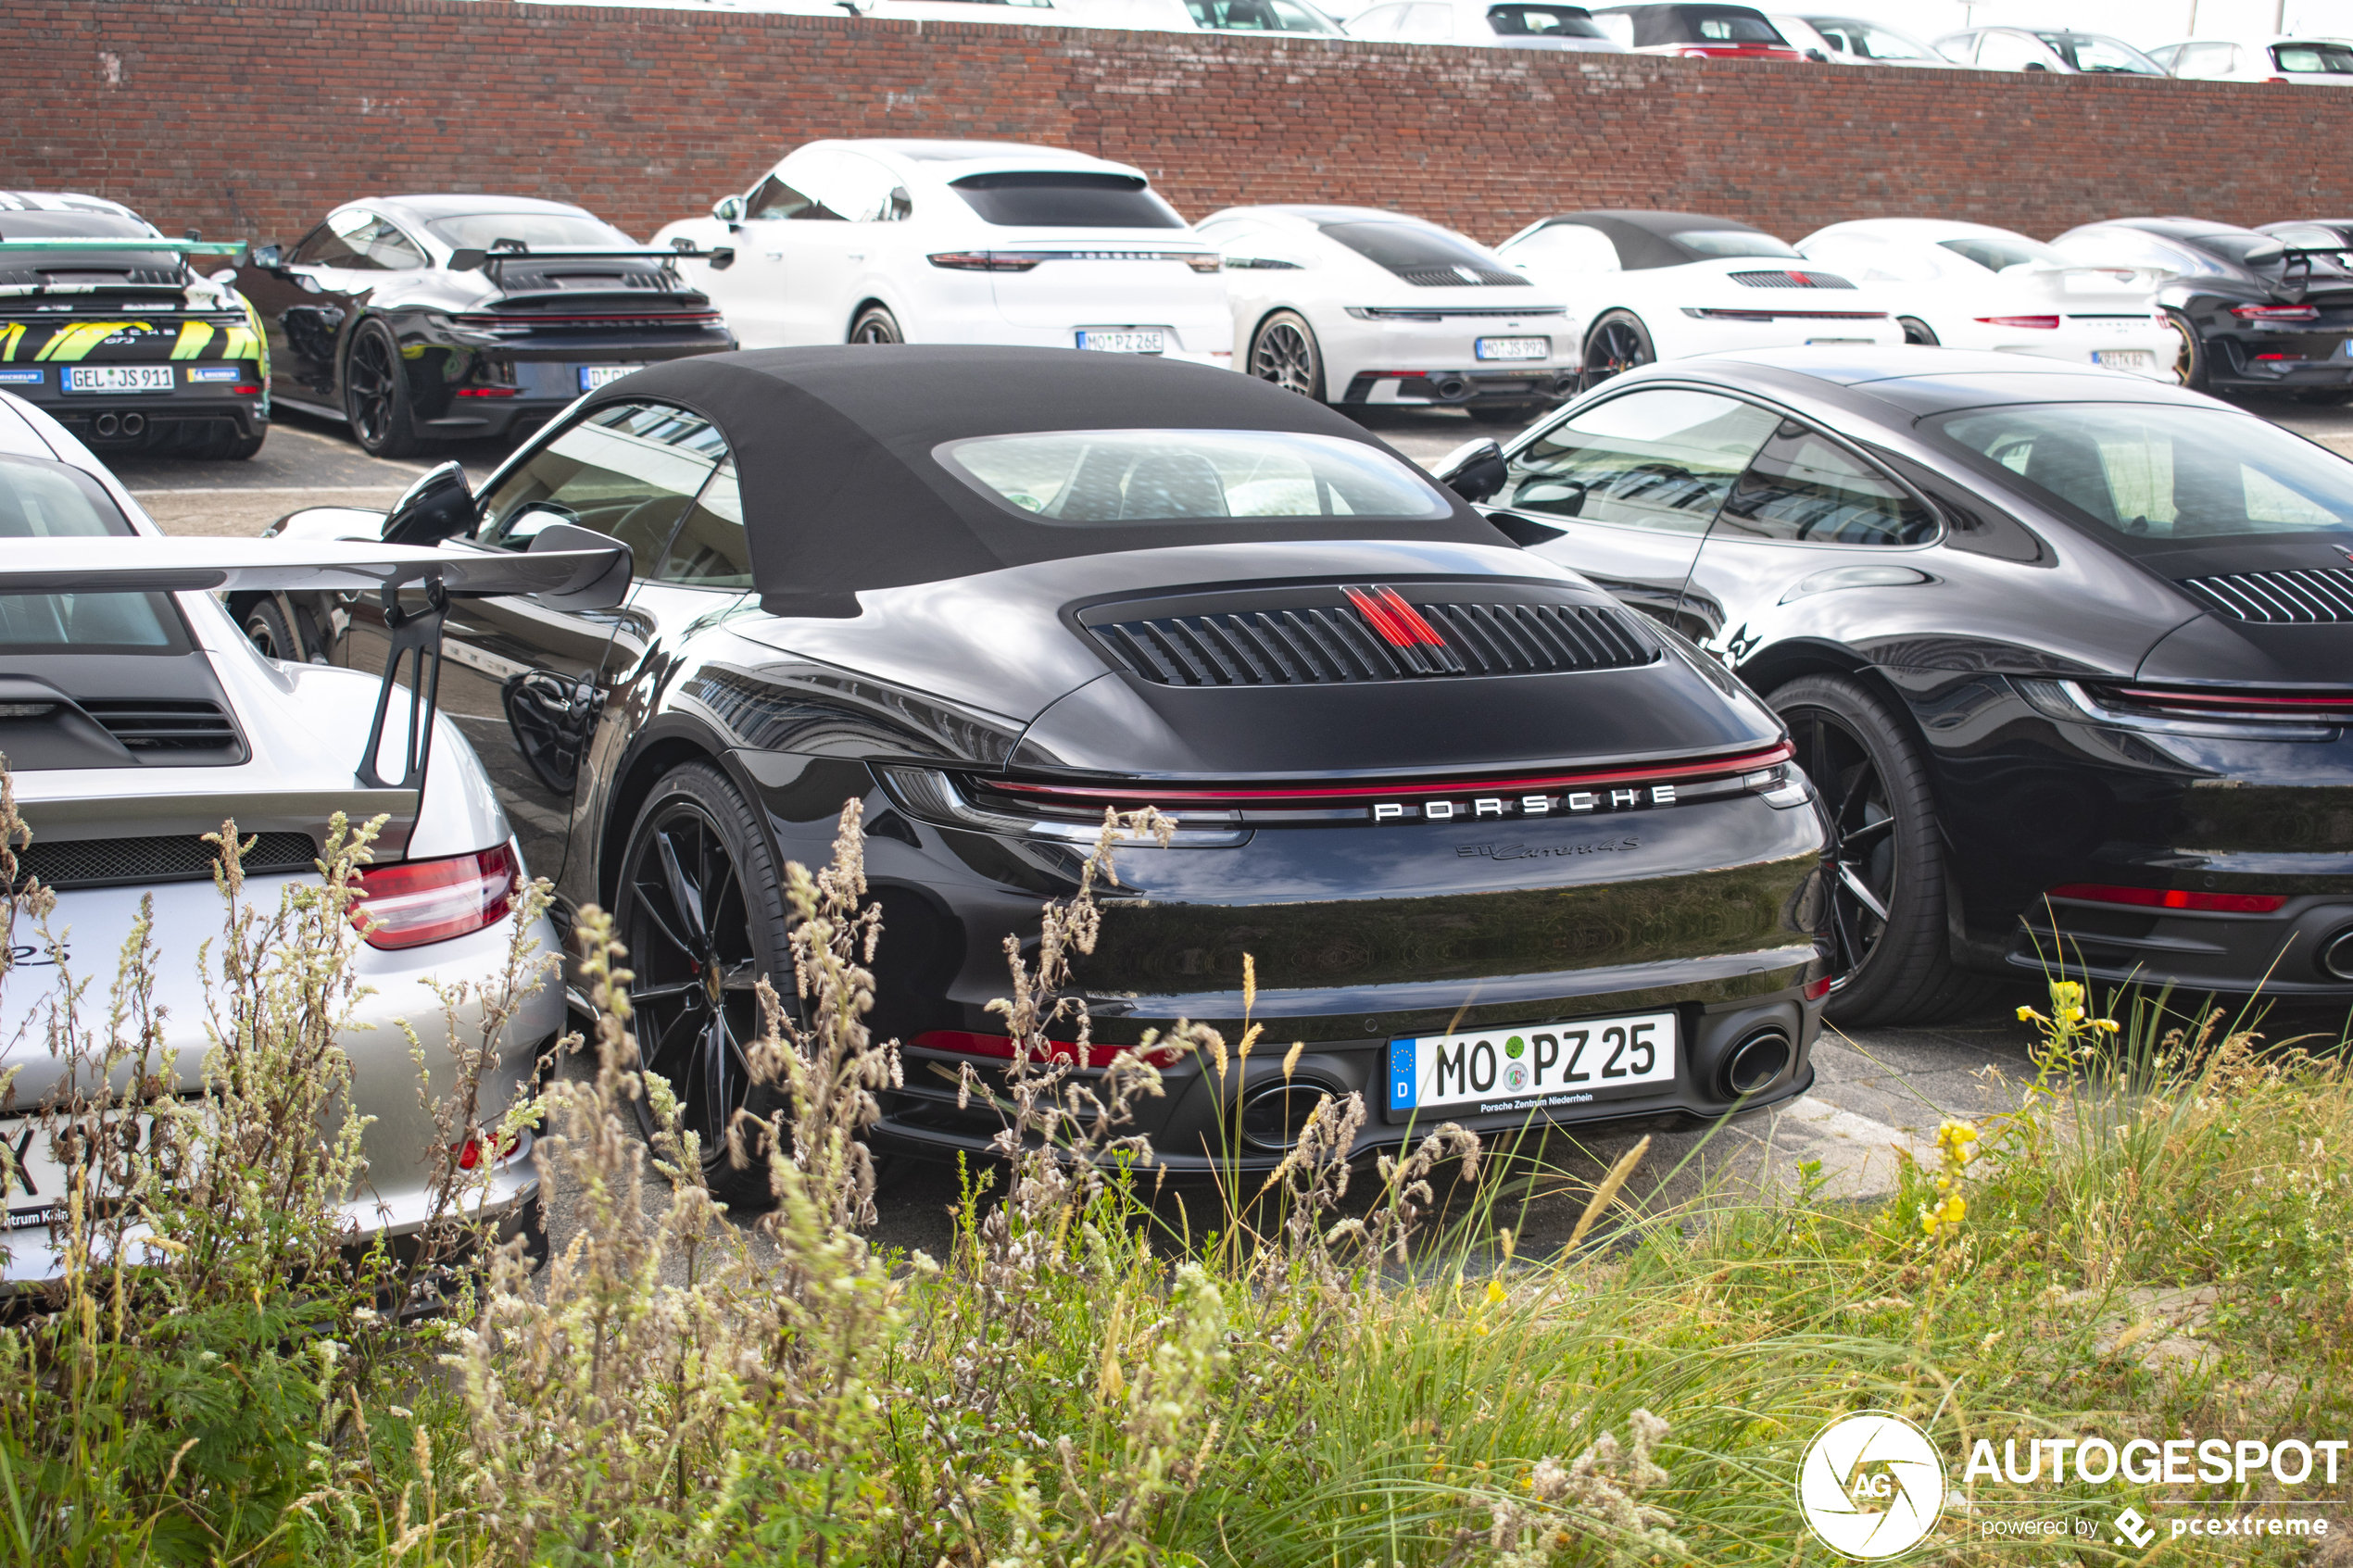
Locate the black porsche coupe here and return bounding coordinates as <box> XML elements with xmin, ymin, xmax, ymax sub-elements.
<box><xmin>261</xmin><ymin>345</ymin><xmax>1827</xmax><ymax>1199</ymax></box>
<box><xmin>236</xmin><ymin>194</ymin><xmax>734</xmax><ymax>458</ymax></box>
<box><xmin>1443</xmin><ymin>346</ymin><xmax>2353</xmax><ymax>1026</ymax></box>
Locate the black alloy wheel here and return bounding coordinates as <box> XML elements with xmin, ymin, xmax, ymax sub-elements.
<box><xmin>612</xmin><ymin>762</ymin><xmax>792</xmax><ymax>1210</ymax></box>
<box><xmin>849</xmin><ymin>306</ymin><xmax>904</xmax><ymax>345</ymax></box>
<box><xmin>2161</xmin><ymin>307</ymin><xmax>2208</xmax><ymax>393</ymax></box>
<box><xmin>1249</xmin><ymin>310</ymin><xmax>1324</xmax><ymax>399</ymax></box>
<box><xmin>242</xmin><ymin>598</ymin><xmax>301</xmax><ymax>662</ymax></box>
<box><xmin>1581</xmin><ymin>310</ymin><xmax>1655</xmax><ymax>388</ymax></box>
<box><xmin>1770</xmin><ymin>673</ymin><xmax>1983</xmax><ymax>1027</ymax></box>
<box><xmin>1897</xmin><ymin>316</ymin><xmax>1940</xmax><ymax>347</ymax></box>
<box><xmin>344</xmin><ymin>320</ymin><xmax>423</xmax><ymax>458</ymax></box>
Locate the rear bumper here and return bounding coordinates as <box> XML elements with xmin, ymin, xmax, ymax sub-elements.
<box><xmin>0</xmin><ymin>370</ymin><xmax>267</xmax><ymax>445</ymax></box>
<box><xmin>2208</xmin><ymin>328</ymin><xmax>2353</xmax><ymax>388</ymax></box>
<box><xmin>1343</xmin><ymin>368</ymin><xmax>1579</xmax><ymax>406</ymax></box>
<box><xmin>2007</xmin><ymin>888</ymin><xmax>2353</xmax><ymax>999</ymax></box>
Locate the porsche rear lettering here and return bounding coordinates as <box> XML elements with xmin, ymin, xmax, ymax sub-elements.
<box><xmin>1372</xmin><ymin>784</ymin><xmax>1676</xmax><ymax>822</ymax></box>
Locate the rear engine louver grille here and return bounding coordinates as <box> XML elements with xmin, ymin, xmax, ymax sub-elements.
<box><xmin>81</xmin><ymin>699</ymin><xmax>241</xmax><ymax>754</ymax></box>
<box><xmin>1728</xmin><ymin>270</ymin><xmax>1856</xmax><ymax>290</ymax></box>
<box><xmin>2181</xmin><ymin>570</ymin><xmax>2353</xmax><ymax>623</ymax></box>
<box><xmin>1092</xmin><ymin>600</ymin><xmax>1655</xmax><ymax>687</ymax></box>
<box><xmin>15</xmin><ymin>831</ymin><xmax>315</xmax><ymax>892</ymax></box>
<box><xmin>1394</xmin><ymin>264</ymin><xmax>1531</xmax><ymax>289</ymax></box>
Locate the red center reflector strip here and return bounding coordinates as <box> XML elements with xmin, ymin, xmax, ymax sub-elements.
<box><xmin>910</xmin><ymin>1030</ymin><xmax>1179</xmax><ymax>1068</ymax></box>
<box><xmin>2047</xmin><ymin>882</ymin><xmax>2287</xmax><ymax>914</ymax></box>
<box><xmin>1342</xmin><ymin>585</ymin><xmax>1417</xmax><ymax>647</ymax></box>
<box><xmin>984</xmin><ymin>742</ymin><xmax>1794</xmax><ymax>807</ymax></box>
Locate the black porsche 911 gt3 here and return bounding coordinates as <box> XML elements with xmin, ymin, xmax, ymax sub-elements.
<box><xmin>2053</xmin><ymin>217</ymin><xmax>2353</xmax><ymax>403</ymax></box>
<box><xmin>1442</xmin><ymin>346</ymin><xmax>2353</xmax><ymax>1026</ymax></box>
<box><xmin>236</xmin><ymin>194</ymin><xmax>735</xmax><ymax>458</ymax></box>
<box><xmin>262</xmin><ymin>345</ymin><xmax>1828</xmax><ymax>1201</ymax></box>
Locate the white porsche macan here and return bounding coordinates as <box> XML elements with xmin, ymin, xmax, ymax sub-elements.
<box><xmin>1794</xmin><ymin>219</ymin><xmax>2178</xmax><ymax>381</ymax></box>
<box><xmin>1492</xmin><ymin>210</ymin><xmax>1906</xmax><ymax>383</ymax></box>
<box><xmin>1197</xmin><ymin>205</ymin><xmax>1578</xmax><ymax>423</ymax></box>
<box><xmin>653</xmin><ymin>140</ymin><xmax>1233</xmax><ymax>368</ymax></box>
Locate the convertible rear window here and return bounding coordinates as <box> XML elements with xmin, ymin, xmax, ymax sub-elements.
<box><xmin>1926</xmin><ymin>403</ymin><xmax>2353</xmax><ymax>549</ymax></box>
<box><xmin>1485</xmin><ymin>5</ymin><xmax>1604</xmax><ymax>36</ymax></box>
<box><xmin>1938</xmin><ymin>234</ymin><xmax>2065</xmax><ymax>273</ymax></box>
<box><xmin>938</xmin><ymin>430</ymin><xmax>1453</xmax><ymax>524</ymax></box>
<box><xmin>948</xmin><ymin>173</ymin><xmax>1185</xmax><ymax>230</ymax></box>
<box><xmin>1671</xmin><ymin>229</ymin><xmax>1801</xmax><ymax>260</ymax></box>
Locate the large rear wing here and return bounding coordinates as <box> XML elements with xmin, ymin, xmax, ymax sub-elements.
<box><xmin>0</xmin><ymin>536</ymin><xmax>631</xmax><ymax>794</ymax></box>
<box><xmin>447</xmin><ymin>242</ymin><xmax>736</xmax><ymax>278</ymax></box>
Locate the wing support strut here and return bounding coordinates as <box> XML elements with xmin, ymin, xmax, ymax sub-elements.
<box><xmin>357</xmin><ymin>575</ymin><xmax>450</xmax><ymax>791</ymax></box>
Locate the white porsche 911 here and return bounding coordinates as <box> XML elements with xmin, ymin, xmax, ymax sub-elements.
<box><xmin>0</xmin><ymin>393</ymin><xmax>626</xmax><ymax>1284</ymax></box>
<box><xmin>653</xmin><ymin>139</ymin><xmax>1232</xmax><ymax>369</ymax></box>
<box><xmin>1197</xmin><ymin>205</ymin><xmax>1578</xmax><ymax>423</ymax></box>
<box><xmin>1795</xmin><ymin>219</ymin><xmax>2177</xmax><ymax>381</ymax></box>
<box><xmin>1492</xmin><ymin>209</ymin><xmax>1905</xmax><ymax>383</ymax></box>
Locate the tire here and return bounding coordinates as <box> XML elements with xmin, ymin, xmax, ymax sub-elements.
<box><xmin>849</xmin><ymin>306</ymin><xmax>903</xmax><ymax>345</ymax></box>
<box><xmin>611</xmin><ymin>761</ymin><xmax>793</xmax><ymax>1211</ymax></box>
<box><xmin>1769</xmin><ymin>673</ymin><xmax>1986</xmax><ymax>1028</ymax></box>
<box><xmin>1248</xmin><ymin>310</ymin><xmax>1324</xmax><ymax>400</ymax></box>
<box><xmin>242</xmin><ymin>598</ymin><xmax>301</xmax><ymax>662</ymax></box>
<box><xmin>1466</xmin><ymin>402</ymin><xmax>1539</xmax><ymax>428</ymax></box>
<box><xmin>2161</xmin><ymin>307</ymin><xmax>2208</xmax><ymax>394</ymax></box>
<box><xmin>1581</xmin><ymin>310</ymin><xmax>1654</xmax><ymax>387</ymax></box>
<box><xmin>1897</xmin><ymin>316</ymin><xmax>1940</xmax><ymax>347</ymax></box>
<box><xmin>345</xmin><ymin>320</ymin><xmax>423</xmax><ymax>458</ymax></box>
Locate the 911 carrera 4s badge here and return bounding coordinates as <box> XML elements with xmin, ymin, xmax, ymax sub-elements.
<box><xmin>1369</xmin><ymin>784</ymin><xmax>1677</xmax><ymax>822</ymax></box>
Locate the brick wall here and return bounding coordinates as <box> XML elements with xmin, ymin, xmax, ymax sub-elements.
<box><xmin>4</xmin><ymin>0</ymin><xmax>2348</xmax><ymax>250</ymax></box>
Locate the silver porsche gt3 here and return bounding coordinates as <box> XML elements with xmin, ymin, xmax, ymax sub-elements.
<box><xmin>0</xmin><ymin>391</ymin><xmax>628</xmax><ymax>1281</ymax></box>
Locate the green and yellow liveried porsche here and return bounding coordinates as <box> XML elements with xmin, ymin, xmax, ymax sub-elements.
<box><xmin>0</xmin><ymin>192</ymin><xmax>270</xmax><ymax>459</ymax></box>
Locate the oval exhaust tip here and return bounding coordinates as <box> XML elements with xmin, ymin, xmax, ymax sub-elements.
<box><xmin>1722</xmin><ymin>1027</ymin><xmax>1792</xmax><ymax>1098</ymax></box>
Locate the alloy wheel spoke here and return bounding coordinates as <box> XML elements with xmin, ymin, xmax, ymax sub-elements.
<box><xmin>628</xmin><ymin>874</ymin><xmax>697</xmax><ymax>960</ymax></box>
<box><xmin>699</xmin><ymin>1010</ymin><xmax>735</xmax><ymax>1136</ymax></box>
<box><xmin>1841</xmin><ymin>813</ymin><xmax>1895</xmax><ymax>850</ymax></box>
<box><xmin>1837</xmin><ymin>863</ymin><xmax>1892</xmax><ymax>922</ymax></box>
<box><xmin>653</xmin><ymin>829</ymin><xmax>710</xmax><ymax>948</ymax></box>
<box><xmin>631</xmin><ymin>978</ymin><xmax>705</xmax><ymax>1005</ymax></box>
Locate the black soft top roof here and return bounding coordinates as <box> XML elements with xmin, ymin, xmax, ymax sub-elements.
<box><xmin>585</xmin><ymin>347</ymin><xmax>1494</xmax><ymax>611</ymax></box>
<box><xmin>1536</xmin><ymin>210</ymin><xmax>1770</xmax><ymax>270</ymax></box>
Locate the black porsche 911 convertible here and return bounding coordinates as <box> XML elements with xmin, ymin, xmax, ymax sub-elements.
<box><xmin>1442</xmin><ymin>346</ymin><xmax>2353</xmax><ymax>1027</ymax></box>
<box><xmin>263</xmin><ymin>345</ymin><xmax>1827</xmax><ymax>1199</ymax></box>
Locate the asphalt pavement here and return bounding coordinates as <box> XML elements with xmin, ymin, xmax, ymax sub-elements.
<box><xmin>122</xmin><ymin>389</ymin><xmax>2353</xmax><ymax>1261</ymax></box>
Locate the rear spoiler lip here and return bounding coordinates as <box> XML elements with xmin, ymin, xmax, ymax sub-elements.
<box><xmin>447</xmin><ymin>244</ymin><xmax>734</xmax><ymax>276</ymax></box>
<box><xmin>0</xmin><ymin>238</ymin><xmax>247</xmax><ymax>258</ymax></box>
<box><xmin>0</xmin><ymin>537</ymin><xmax>631</xmax><ymax>612</ymax></box>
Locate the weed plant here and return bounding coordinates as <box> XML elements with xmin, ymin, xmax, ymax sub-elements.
<box><xmin>0</xmin><ymin>770</ymin><xmax>2346</xmax><ymax>1564</ymax></box>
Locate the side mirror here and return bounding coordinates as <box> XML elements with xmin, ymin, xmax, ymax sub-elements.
<box><xmin>1804</xmin><ymin>46</ymin><xmax>1829</xmax><ymax>62</ymax></box>
<box><xmin>381</xmin><ymin>460</ymin><xmax>476</xmax><ymax>547</ymax></box>
<box><xmin>1432</xmin><ymin>438</ymin><xmax>1508</xmax><ymax>505</ymax></box>
<box><xmin>527</xmin><ymin>521</ymin><xmax>636</xmax><ymax>610</ymax></box>
<box><xmin>250</xmin><ymin>243</ymin><xmax>283</xmax><ymax>270</ymax></box>
<box><xmin>711</xmin><ymin>194</ymin><xmax>748</xmax><ymax>227</ymax></box>
<box><xmin>2023</xmin><ymin>60</ymin><xmax>2049</xmax><ymax>71</ymax></box>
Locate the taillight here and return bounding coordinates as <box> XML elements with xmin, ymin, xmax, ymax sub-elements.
<box><xmin>2232</xmin><ymin>304</ymin><xmax>2321</xmax><ymax>321</ymax></box>
<box><xmin>1805</xmin><ymin>973</ymin><xmax>1833</xmax><ymax>1000</ymax></box>
<box><xmin>910</xmin><ymin>1030</ymin><xmax>1179</xmax><ymax>1067</ymax></box>
<box><xmin>926</xmin><ymin>251</ymin><xmax>1043</xmax><ymax>272</ymax></box>
<box><xmin>2047</xmin><ymin>882</ymin><xmax>2286</xmax><ymax>915</ymax></box>
<box><xmin>454</xmin><ymin>1129</ymin><xmax>521</xmax><ymax>1170</ymax></box>
<box><xmin>352</xmin><ymin>844</ymin><xmax>520</xmax><ymax>950</ymax></box>
<box><xmin>1973</xmin><ymin>315</ymin><xmax>2060</xmax><ymax>330</ymax></box>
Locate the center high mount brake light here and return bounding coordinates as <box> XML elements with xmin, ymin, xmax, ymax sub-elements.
<box><xmin>2046</xmin><ymin>882</ymin><xmax>2286</xmax><ymax>914</ymax></box>
<box><xmin>351</xmin><ymin>843</ymin><xmax>520</xmax><ymax>950</ymax></box>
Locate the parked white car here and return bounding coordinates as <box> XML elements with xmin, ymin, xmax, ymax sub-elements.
<box><xmin>1075</xmin><ymin>0</ymin><xmax>1345</xmax><ymax>31</ymax></box>
<box><xmin>1492</xmin><ymin>210</ymin><xmax>1904</xmax><ymax>384</ymax></box>
<box><xmin>2151</xmin><ymin>34</ymin><xmax>2353</xmax><ymax>83</ymax></box>
<box><xmin>653</xmin><ymin>141</ymin><xmax>1232</xmax><ymax>367</ymax></box>
<box><xmin>1769</xmin><ymin>12</ymin><xmax>1955</xmax><ymax>65</ymax></box>
<box><xmin>1343</xmin><ymin>0</ymin><xmax>1628</xmax><ymax>50</ymax></box>
<box><xmin>1196</xmin><ymin>205</ymin><xmax>1577</xmax><ymax>422</ymax></box>
<box><xmin>1794</xmin><ymin>220</ymin><xmax>2176</xmax><ymax>381</ymax></box>
<box><xmin>1933</xmin><ymin>27</ymin><xmax>2167</xmax><ymax>73</ymax></box>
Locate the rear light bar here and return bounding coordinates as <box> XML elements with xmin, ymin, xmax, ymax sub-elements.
<box><xmin>1683</xmin><ymin>308</ymin><xmax>1888</xmax><ymax>320</ymax></box>
<box><xmin>454</xmin><ymin>386</ymin><xmax>522</xmax><ymax>398</ymax></box>
<box><xmin>2232</xmin><ymin>304</ymin><xmax>2321</xmax><ymax>321</ymax></box>
<box><xmin>451</xmin><ymin>310</ymin><xmax>723</xmax><ymax>328</ymax></box>
<box><xmin>910</xmin><ymin>1030</ymin><xmax>1179</xmax><ymax>1068</ymax></box>
<box><xmin>981</xmin><ymin>742</ymin><xmax>1795</xmax><ymax>809</ymax></box>
<box><xmin>2095</xmin><ymin>684</ymin><xmax>2353</xmax><ymax>723</ymax></box>
<box><xmin>1662</xmin><ymin>44</ymin><xmax>1800</xmax><ymax>57</ymax></box>
<box><xmin>351</xmin><ymin>843</ymin><xmax>519</xmax><ymax>950</ymax></box>
<box><xmin>2048</xmin><ymin>882</ymin><xmax>2287</xmax><ymax>915</ymax></box>
<box><xmin>928</xmin><ymin>250</ymin><xmax>1222</xmax><ymax>274</ymax></box>
<box><xmin>1975</xmin><ymin>315</ymin><xmax>2060</xmax><ymax>330</ymax></box>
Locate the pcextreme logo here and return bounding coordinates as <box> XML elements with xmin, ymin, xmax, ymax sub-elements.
<box><xmin>1797</xmin><ymin>1411</ymin><xmax>1947</xmax><ymax>1560</ymax></box>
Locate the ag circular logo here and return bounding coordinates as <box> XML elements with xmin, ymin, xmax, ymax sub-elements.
<box><xmin>1796</xmin><ymin>1411</ymin><xmax>1945</xmax><ymax>1559</ymax></box>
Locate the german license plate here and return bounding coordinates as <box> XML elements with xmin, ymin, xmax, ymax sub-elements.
<box><xmin>2094</xmin><ymin>350</ymin><xmax>2156</xmax><ymax>372</ymax></box>
<box><xmin>578</xmin><ymin>365</ymin><xmax>634</xmax><ymax>392</ymax></box>
<box><xmin>64</xmin><ymin>365</ymin><xmax>173</xmax><ymax>394</ymax></box>
<box><xmin>1475</xmin><ymin>336</ymin><xmax>1550</xmax><ymax>360</ymax></box>
<box><xmin>3</xmin><ymin>1111</ymin><xmax>172</xmax><ymax>1233</ymax></box>
<box><xmin>1075</xmin><ymin>330</ymin><xmax>1165</xmax><ymax>354</ymax></box>
<box><xmin>1386</xmin><ymin>1010</ymin><xmax>1677</xmax><ymax>1119</ymax></box>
